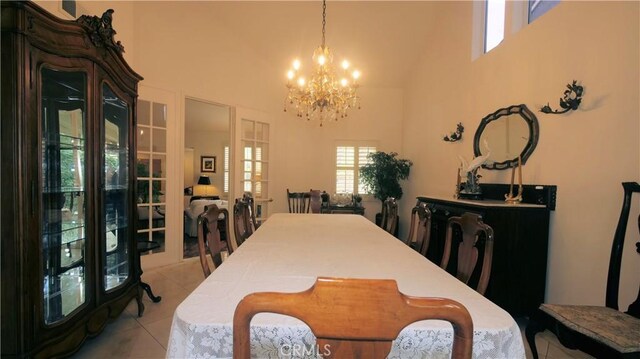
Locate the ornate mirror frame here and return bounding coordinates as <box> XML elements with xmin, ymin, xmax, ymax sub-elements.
<box><xmin>473</xmin><ymin>104</ymin><xmax>539</xmax><ymax>170</ymax></box>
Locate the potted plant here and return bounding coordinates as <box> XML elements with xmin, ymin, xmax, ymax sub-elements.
<box><xmin>359</xmin><ymin>151</ymin><xmax>413</xmax><ymax>228</ymax></box>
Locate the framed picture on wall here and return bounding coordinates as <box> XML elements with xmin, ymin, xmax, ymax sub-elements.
<box><xmin>201</xmin><ymin>156</ymin><xmax>216</xmax><ymax>173</ymax></box>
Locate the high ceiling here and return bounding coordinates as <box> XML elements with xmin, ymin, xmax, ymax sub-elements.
<box><xmin>212</xmin><ymin>1</ymin><xmax>439</xmax><ymax>88</ymax></box>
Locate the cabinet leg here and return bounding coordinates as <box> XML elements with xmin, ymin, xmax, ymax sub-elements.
<box><xmin>136</xmin><ymin>286</ymin><xmax>145</xmax><ymax>317</ymax></box>
<box><xmin>141</xmin><ymin>281</ymin><xmax>162</xmax><ymax>303</ymax></box>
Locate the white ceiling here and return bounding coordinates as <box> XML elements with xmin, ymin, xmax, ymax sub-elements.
<box><xmin>212</xmin><ymin>1</ymin><xmax>439</xmax><ymax>88</ymax></box>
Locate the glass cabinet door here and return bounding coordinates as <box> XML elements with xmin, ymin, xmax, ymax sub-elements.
<box><xmin>102</xmin><ymin>84</ymin><xmax>131</xmax><ymax>291</ymax></box>
<box><xmin>41</xmin><ymin>68</ymin><xmax>87</xmax><ymax>324</ymax></box>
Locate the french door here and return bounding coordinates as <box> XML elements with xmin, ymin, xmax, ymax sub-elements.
<box><xmin>233</xmin><ymin>108</ymin><xmax>272</xmax><ymax>226</ymax></box>
<box><xmin>136</xmin><ymin>85</ymin><xmax>179</xmax><ymax>267</ymax></box>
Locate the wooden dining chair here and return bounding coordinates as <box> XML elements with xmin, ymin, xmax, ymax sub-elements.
<box><xmin>233</xmin><ymin>199</ymin><xmax>253</xmax><ymax>248</ymax></box>
<box><xmin>287</xmin><ymin>189</ymin><xmax>310</xmax><ymax>213</ymax></box>
<box><xmin>526</xmin><ymin>182</ymin><xmax>640</xmax><ymax>359</ymax></box>
<box><xmin>404</xmin><ymin>202</ymin><xmax>432</xmax><ymax>256</ymax></box>
<box><xmin>309</xmin><ymin>189</ymin><xmax>322</xmax><ymax>214</ymax></box>
<box><xmin>241</xmin><ymin>192</ymin><xmax>260</xmax><ymax>230</ymax></box>
<box><xmin>233</xmin><ymin>277</ymin><xmax>473</xmax><ymax>359</ymax></box>
<box><xmin>441</xmin><ymin>212</ymin><xmax>494</xmax><ymax>296</ymax></box>
<box><xmin>197</xmin><ymin>204</ymin><xmax>231</xmax><ymax>278</ymax></box>
<box><xmin>380</xmin><ymin>197</ymin><xmax>398</xmax><ymax>235</ymax></box>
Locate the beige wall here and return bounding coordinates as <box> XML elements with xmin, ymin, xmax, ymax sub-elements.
<box><xmin>402</xmin><ymin>1</ymin><xmax>640</xmax><ymax>308</ymax></box>
<box><xmin>185</xmin><ymin>131</ymin><xmax>228</xmax><ymax>197</ymax></box>
<box><xmin>34</xmin><ymin>1</ymin><xmax>136</xmax><ymax>66</ymax></box>
<box><xmin>127</xmin><ymin>2</ymin><xmax>404</xmax><ymax>222</ymax></box>
<box><xmin>269</xmin><ymin>86</ymin><xmax>405</xmax><ymax>222</ymax></box>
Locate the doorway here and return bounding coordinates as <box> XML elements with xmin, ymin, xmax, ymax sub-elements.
<box><xmin>183</xmin><ymin>98</ymin><xmax>231</xmax><ymax>259</ymax></box>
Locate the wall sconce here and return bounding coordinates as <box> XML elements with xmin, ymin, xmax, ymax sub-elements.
<box><xmin>443</xmin><ymin>122</ymin><xmax>464</xmax><ymax>142</ymax></box>
<box><xmin>540</xmin><ymin>80</ymin><xmax>584</xmax><ymax>115</ymax></box>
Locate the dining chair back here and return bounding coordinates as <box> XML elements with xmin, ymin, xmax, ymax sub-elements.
<box><xmin>287</xmin><ymin>189</ymin><xmax>310</xmax><ymax>213</ymax></box>
<box><xmin>405</xmin><ymin>202</ymin><xmax>432</xmax><ymax>256</ymax></box>
<box><xmin>233</xmin><ymin>277</ymin><xmax>473</xmax><ymax>359</ymax></box>
<box><xmin>197</xmin><ymin>204</ymin><xmax>231</xmax><ymax>278</ymax></box>
<box><xmin>241</xmin><ymin>192</ymin><xmax>260</xmax><ymax>230</ymax></box>
<box><xmin>233</xmin><ymin>199</ymin><xmax>253</xmax><ymax>248</ymax></box>
<box><xmin>380</xmin><ymin>197</ymin><xmax>398</xmax><ymax>235</ymax></box>
<box><xmin>309</xmin><ymin>189</ymin><xmax>322</xmax><ymax>214</ymax></box>
<box><xmin>526</xmin><ymin>182</ymin><xmax>640</xmax><ymax>359</ymax></box>
<box><xmin>441</xmin><ymin>212</ymin><xmax>494</xmax><ymax>295</ymax></box>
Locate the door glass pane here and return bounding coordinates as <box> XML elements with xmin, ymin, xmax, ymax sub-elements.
<box><xmin>138</xmin><ymin>100</ymin><xmax>150</xmax><ymax>126</ymax></box>
<box><xmin>255</xmin><ymin>142</ymin><xmax>268</xmax><ymax>161</ymax></box>
<box><xmin>136</xmin><ymin>99</ymin><xmax>167</xmax><ymax>255</ymax></box>
<box><xmin>241</xmin><ymin>119</ymin><xmax>255</xmax><ymax>139</ymax></box>
<box><xmin>137</xmin><ymin>127</ymin><xmax>150</xmax><ymax>152</ymax></box>
<box><xmin>151</xmin><ymin>154</ymin><xmax>166</xmax><ymax>178</ymax></box>
<box><xmin>41</xmin><ymin>68</ymin><xmax>87</xmax><ymax>324</ymax></box>
<box><xmin>152</xmin><ymin>102</ymin><xmax>167</xmax><ymax>128</ymax></box>
<box><xmin>255</xmin><ymin>122</ymin><xmax>268</xmax><ymax>141</ymax></box>
<box><xmin>103</xmin><ymin>84</ymin><xmax>130</xmax><ymax>291</ymax></box>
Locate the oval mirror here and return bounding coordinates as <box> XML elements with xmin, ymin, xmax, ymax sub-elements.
<box><xmin>473</xmin><ymin>104</ymin><xmax>539</xmax><ymax>170</ymax></box>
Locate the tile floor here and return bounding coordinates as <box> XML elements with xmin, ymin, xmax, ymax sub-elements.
<box><xmin>72</xmin><ymin>259</ymin><xmax>593</xmax><ymax>358</ymax></box>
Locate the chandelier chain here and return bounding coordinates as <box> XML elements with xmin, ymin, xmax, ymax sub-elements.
<box><xmin>321</xmin><ymin>0</ymin><xmax>326</xmax><ymax>48</ymax></box>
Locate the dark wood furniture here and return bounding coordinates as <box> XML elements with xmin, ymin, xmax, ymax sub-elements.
<box><xmin>1</xmin><ymin>2</ymin><xmax>143</xmax><ymax>357</ymax></box>
<box><xmin>417</xmin><ymin>183</ymin><xmax>555</xmax><ymax>316</ymax></box>
<box><xmin>241</xmin><ymin>192</ymin><xmax>260</xmax><ymax>229</ymax></box>
<box><xmin>380</xmin><ymin>197</ymin><xmax>399</xmax><ymax>235</ymax></box>
<box><xmin>233</xmin><ymin>199</ymin><xmax>254</xmax><ymax>247</ymax></box>
<box><xmin>404</xmin><ymin>202</ymin><xmax>432</xmax><ymax>256</ymax></box>
<box><xmin>441</xmin><ymin>213</ymin><xmax>494</xmax><ymax>296</ymax></box>
<box><xmin>321</xmin><ymin>204</ymin><xmax>365</xmax><ymax>215</ymax></box>
<box><xmin>190</xmin><ymin>195</ymin><xmax>221</xmax><ymax>202</ymax></box>
<box><xmin>287</xmin><ymin>189</ymin><xmax>310</xmax><ymax>213</ymax></box>
<box><xmin>233</xmin><ymin>277</ymin><xmax>474</xmax><ymax>359</ymax></box>
<box><xmin>309</xmin><ymin>189</ymin><xmax>322</xmax><ymax>213</ymax></box>
<box><xmin>526</xmin><ymin>182</ymin><xmax>640</xmax><ymax>359</ymax></box>
<box><xmin>136</xmin><ymin>241</ymin><xmax>163</xmax><ymax>316</ymax></box>
<box><xmin>197</xmin><ymin>205</ymin><xmax>231</xmax><ymax>278</ymax></box>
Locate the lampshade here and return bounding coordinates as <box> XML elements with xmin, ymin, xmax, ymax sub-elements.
<box><xmin>197</xmin><ymin>175</ymin><xmax>211</xmax><ymax>185</ymax></box>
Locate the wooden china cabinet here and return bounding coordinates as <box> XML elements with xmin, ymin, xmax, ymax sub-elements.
<box><xmin>1</xmin><ymin>2</ymin><xmax>143</xmax><ymax>357</ymax></box>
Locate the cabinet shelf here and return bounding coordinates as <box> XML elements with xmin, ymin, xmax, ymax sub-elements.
<box><xmin>43</xmin><ymin>268</ymin><xmax>86</xmax><ymax>317</ymax></box>
<box><xmin>43</xmin><ymin>187</ymin><xmax>85</xmax><ymax>194</ymax></box>
<box><xmin>43</xmin><ymin>219</ymin><xmax>85</xmax><ymax>235</ymax></box>
<box><xmin>105</xmin><ymin>144</ymin><xmax>129</xmax><ymax>152</ymax></box>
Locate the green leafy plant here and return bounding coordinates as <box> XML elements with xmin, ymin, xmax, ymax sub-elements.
<box><xmin>360</xmin><ymin>151</ymin><xmax>413</xmax><ymax>211</ymax></box>
<box><xmin>136</xmin><ymin>161</ymin><xmax>163</xmax><ymax>203</ymax></box>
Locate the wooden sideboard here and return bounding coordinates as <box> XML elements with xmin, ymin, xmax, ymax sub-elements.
<box><xmin>417</xmin><ymin>185</ymin><xmax>555</xmax><ymax>316</ymax></box>
<box><xmin>321</xmin><ymin>204</ymin><xmax>365</xmax><ymax>215</ymax></box>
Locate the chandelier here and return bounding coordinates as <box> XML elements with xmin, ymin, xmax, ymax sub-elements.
<box><xmin>284</xmin><ymin>0</ymin><xmax>361</xmax><ymax>126</ymax></box>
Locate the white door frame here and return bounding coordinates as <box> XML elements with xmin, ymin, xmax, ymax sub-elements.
<box><xmin>138</xmin><ymin>85</ymin><xmax>180</xmax><ymax>269</ymax></box>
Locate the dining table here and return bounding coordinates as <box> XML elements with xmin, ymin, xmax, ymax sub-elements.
<box><xmin>167</xmin><ymin>213</ymin><xmax>525</xmax><ymax>358</ymax></box>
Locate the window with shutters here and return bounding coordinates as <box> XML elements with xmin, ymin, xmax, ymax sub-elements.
<box><xmin>335</xmin><ymin>143</ymin><xmax>377</xmax><ymax>195</ymax></box>
<box><xmin>223</xmin><ymin>145</ymin><xmax>229</xmax><ymax>193</ymax></box>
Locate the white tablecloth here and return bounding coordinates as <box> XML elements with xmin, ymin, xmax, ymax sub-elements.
<box><xmin>167</xmin><ymin>214</ymin><xmax>525</xmax><ymax>359</ymax></box>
